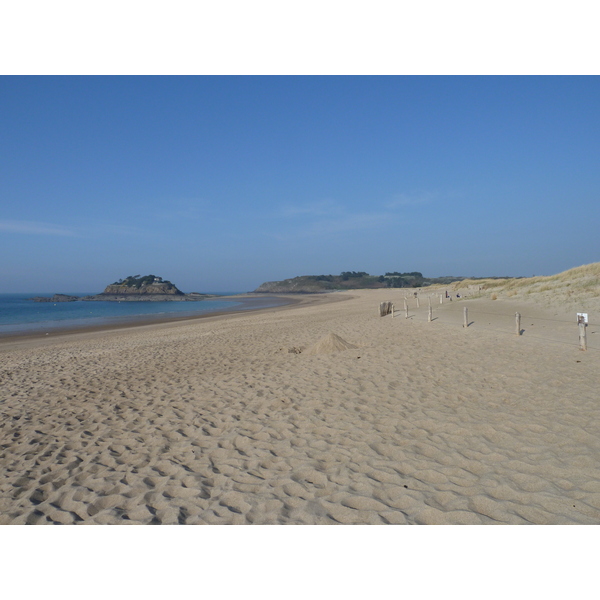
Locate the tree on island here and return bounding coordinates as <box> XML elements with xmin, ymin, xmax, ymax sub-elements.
<box><xmin>111</xmin><ymin>275</ymin><xmax>174</xmax><ymax>289</ymax></box>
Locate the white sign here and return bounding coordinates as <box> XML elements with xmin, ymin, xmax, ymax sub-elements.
<box><xmin>577</xmin><ymin>313</ymin><xmax>588</xmax><ymax>324</ymax></box>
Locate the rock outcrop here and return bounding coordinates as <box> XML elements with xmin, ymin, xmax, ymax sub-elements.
<box><xmin>82</xmin><ymin>293</ymin><xmax>210</xmax><ymax>302</ymax></box>
<box><xmin>101</xmin><ymin>277</ymin><xmax>184</xmax><ymax>296</ymax></box>
<box><xmin>31</xmin><ymin>294</ymin><xmax>79</xmax><ymax>303</ymax></box>
<box><xmin>30</xmin><ymin>276</ymin><xmax>217</xmax><ymax>303</ymax></box>
<box><xmin>83</xmin><ymin>275</ymin><xmax>196</xmax><ymax>301</ymax></box>
<box><xmin>99</xmin><ymin>284</ymin><xmax>182</xmax><ymax>296</ymax></box>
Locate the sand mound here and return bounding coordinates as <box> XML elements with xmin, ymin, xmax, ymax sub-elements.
<box><xmin>304</xmin><ymin>332</ymin><xmax>357</xmax><ymax>355</ymax></box>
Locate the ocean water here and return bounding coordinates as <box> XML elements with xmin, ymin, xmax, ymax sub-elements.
<box><xmin>0</xmin><ymin>293</ymin><xmax>281</xmax><ymax>335</ymax></box>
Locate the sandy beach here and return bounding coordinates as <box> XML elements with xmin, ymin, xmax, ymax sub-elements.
<box><xmin>1</xmin><ymin>287</ymin><xmax>599</xmax><ymax>525</ymax></box>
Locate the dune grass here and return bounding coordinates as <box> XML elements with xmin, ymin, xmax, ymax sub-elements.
<box><xmin>450</xmin><ymin>262</ymin><xmax>600</xmax><ymax>306</ymax></box>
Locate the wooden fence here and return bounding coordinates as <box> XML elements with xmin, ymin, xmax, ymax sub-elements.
<box><xmin>378</xmin><ymin>292</ymin><xmax>595</xmax><ymax>352</ymax></box>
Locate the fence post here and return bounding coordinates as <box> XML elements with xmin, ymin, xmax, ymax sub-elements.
<box><xmin>416</xmin><ymin>296</ymin><xmax>420</xmax><ymax>308</ymax></box>
<box><xmin>440</xmin><ymin>294</ymin><xmax>443</xmax><ymax>304</ymax></box>
<box><xmin>463</xmin><ymin>307</ymin><xmax>468</xmax><ymax>328</ymax></box>
<box><xmin>404</xmin><ymin>298</ymin><xmax>408</xmax><ymax>319</ymax></box>
<box><xmin>515</xmin><ymin>312</ymin><xmax>521</xmax><ymax>336</ymax></box>
<box><xmin>428</xmin><ymin>305</ymin><xmax>432</xmax><ymax>322</ymax></box>
<box><xmin>579</xmin><ymin>322</ymin><xmax>587</xmax><ymax>351</ymax></box>
<box><xmin>380</xmin><ymin>302</ymin><xmax>393</xmax><ymax>317</ymax></box>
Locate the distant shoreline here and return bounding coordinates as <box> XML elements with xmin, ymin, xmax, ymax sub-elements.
<box><xmin>0</xmin><ymin>293</ymin><xmax>347</xmax><ymax>348</ymax></box>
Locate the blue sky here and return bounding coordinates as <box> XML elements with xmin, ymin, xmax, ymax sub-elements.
<box><xmin>1</xmin><ymin>76</ymin><xmax>599</xmax><ymax>293</ymax></box>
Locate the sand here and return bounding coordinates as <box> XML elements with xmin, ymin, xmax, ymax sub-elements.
<box><xmin>1</xmin><ymin>288</ymin><xmax>599</xmax><ymax>524</ymax></box>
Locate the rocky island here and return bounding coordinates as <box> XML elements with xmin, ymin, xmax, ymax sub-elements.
<box><xmin>30</xmin><ymin>293</ymin><xmax>79</xmax><ymax>303</ymax></box>
<box><xmin>32</xmin><ymin>275</ymin><xmax>216</xmax><ymax>302</ymax></box>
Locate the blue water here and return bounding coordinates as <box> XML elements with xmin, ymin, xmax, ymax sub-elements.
<box><xmin>0</xmin><ymin>293</ymin><xmax>279</xmax><ymax>335</ymax></box>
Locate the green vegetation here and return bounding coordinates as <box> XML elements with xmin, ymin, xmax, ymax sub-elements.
<box><xmin>385</xmin><ymin>271</ymin><xmax>423</xmax><ymax>278</ymax></box>
<box><xmin>256</xmin><ymin>271</ymin><xmax>474</xmax><ymax>292</ymax></box>
<box><xmin>452</xmin><ymin>262</ymin><xmax>600</xmax><ymax>304</ymax></box>
<box><xmin>112</xmin><ymin>275</ymin><xmax>174</xmax><ymax>289</ymax></box>
<box><xmin>384</xmin><ymin>272</ymin><xmax>425</xmax><ymax>288</ymax></box>
<box><xmin>340</xmin><ymin>271</ymin><xmax>370</xmax><ymax>280</ymax></box>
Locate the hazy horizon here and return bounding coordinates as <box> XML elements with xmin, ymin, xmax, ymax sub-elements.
<box><xmin>2</xmin><ymin>76</ymin><xmax>598</xmax><ymax>294</ymax></box>
<box><xmin>0</xmin><ymin>267</ymin><xmax>581</xmax><ymax>296</ymax></box>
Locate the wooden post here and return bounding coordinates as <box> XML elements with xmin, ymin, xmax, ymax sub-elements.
<box><xmin>440</xmin><ymin>294</ymin><xmax>443</xmax><ymax>304</ymax></box>
<box><xmin>515</xmin><ymin>312</ymin><xmax>521</xmax><ymax>336</ymax></box>
<box><xmin>463</xmin><ymin>307</ymin><xmax>468</xmax><ymax>328</ymax></box>
<box><xmin>380</xmin><ymin>302</ymin><xmax>393</xmax><ymax>317</ymax></box>
<box><xmin>579</xmin><ymin>322</ymin><xmax>587</xmax><ymax>351</ymax></box>
<box><xmin>416</xmin><ymin>296</ymin><xmax>420</xmax><ymax>308</ymax></box>
<box><xmin>404</xmin><ymin>299</ymin><xmax>408</xmax><ymax>319</ymax></box>
<box><xmin>428</xmin><ymin>305</ymin><xmax>432</xmax><ymax>322</ymax></box>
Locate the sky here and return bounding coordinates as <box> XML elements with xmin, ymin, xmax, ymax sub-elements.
<box><xmin>1</xmin><ymin>75</ymin><xmax>599</xmax><ymax>293</ymax></box>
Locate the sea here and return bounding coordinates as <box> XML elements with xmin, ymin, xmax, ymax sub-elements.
<box><xmin>0</xmin><ymin>293</ymin><xmax>286</xmax><ymax>336</ymax></box>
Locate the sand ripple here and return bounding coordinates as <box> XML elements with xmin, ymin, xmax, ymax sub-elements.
<box><xmin>1</xmin><ymin>291</ymin><xmax>600</xmax><ymax>524</ymax></box>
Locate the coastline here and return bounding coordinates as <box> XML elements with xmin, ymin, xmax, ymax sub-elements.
<box><xmin>0</xmin><ymin>293</ymin><xmax>347</xmax><ymax>350</ymax></box>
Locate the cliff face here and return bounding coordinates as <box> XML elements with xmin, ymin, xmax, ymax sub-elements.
<box><xmin>101</xmin><ymin>283</ymin><xmax>183</xmax><ymax>295</ymax></box>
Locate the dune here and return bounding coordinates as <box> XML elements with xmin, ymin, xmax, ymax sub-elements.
<box><xmin>453</xmin><ymin>262</ymin><xmax>600</xmax><ymax>313</ymax></box>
